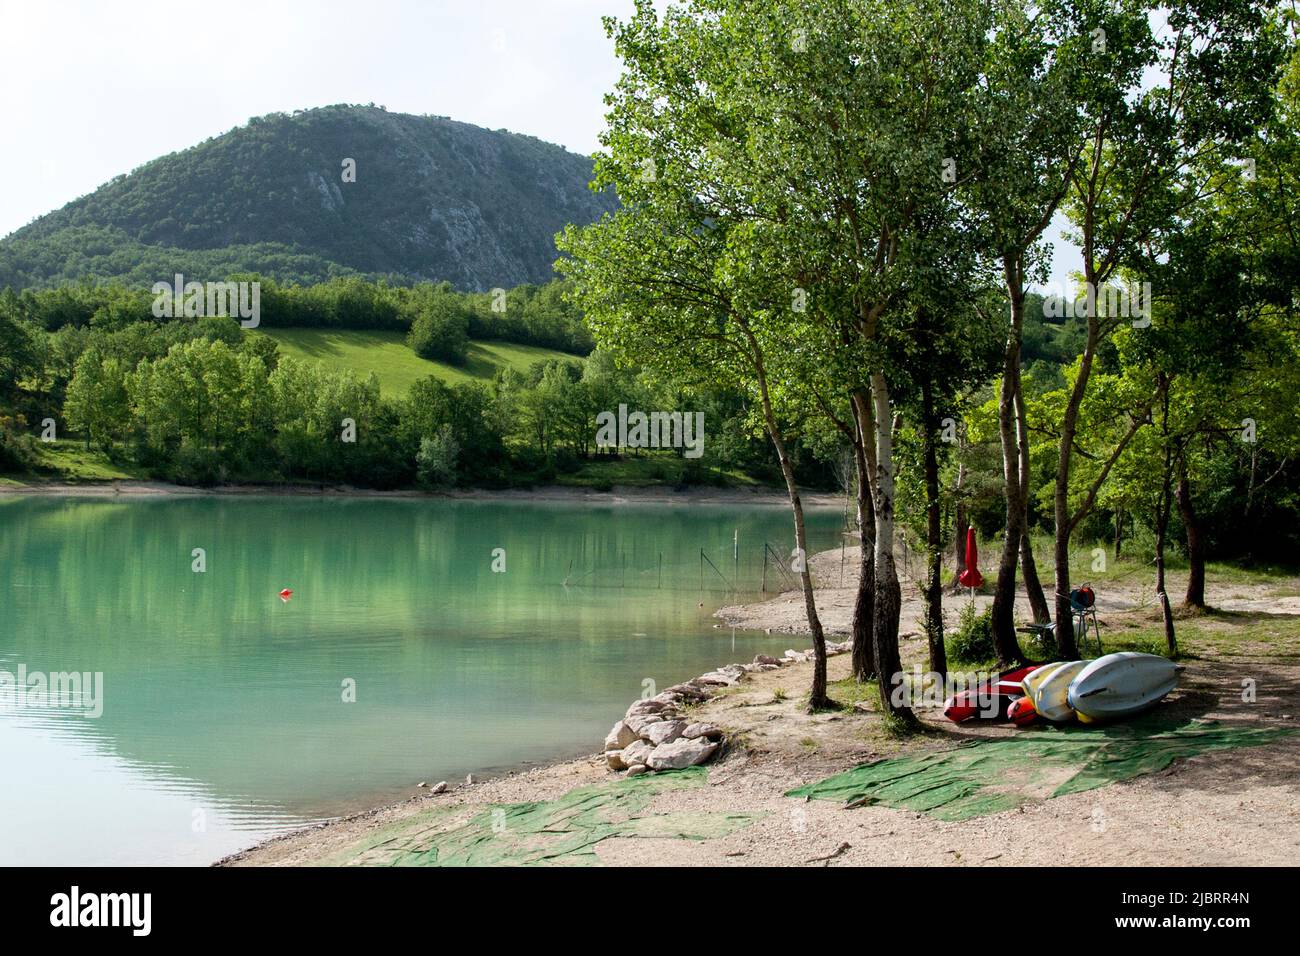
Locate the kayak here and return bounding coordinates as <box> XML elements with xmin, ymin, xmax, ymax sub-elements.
<box><xmin>943</xmin><ymin>665</ymin><xmax>1041</xmax><ymax>722</ymax></box>
<box><xmin>1020</xmin><ymin>660</ymin><xmax>1067</xmax><ymax>700</ymax></box>
<box><xmin>1068</xmin><ymin>652</ymin><xmax>1179</xmax><ymax>721</ymax></box>
<box><xmin>1031</xmin><ymin>659</ymin><xmax>1090</xmax><ymax>722</ymax></box>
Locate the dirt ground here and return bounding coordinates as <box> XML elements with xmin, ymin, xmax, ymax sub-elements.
<box><xmin>225</xmin><ymin>547</ymin><xmax>1300</xmax><ymax>867</ymax></box>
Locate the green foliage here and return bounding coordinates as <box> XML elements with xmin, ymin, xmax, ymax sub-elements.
<box><xmin>947</xmin><ymin>603</ymin><xmax>996</xmax><ymax>665</ymax></box>
<box><xmin>416</xmin><ymin>426</ymin><xmax>460</xmax><ymax>488</ymax></box>
<box><xmin>0</xmin><ymin>105</ymin><xmax>617</xmax><ymax>291</ymax></box>
<box><xmin>406</xmin><ymin>289</ymin><xmax>471</xmax><ymax>364</ymax></box>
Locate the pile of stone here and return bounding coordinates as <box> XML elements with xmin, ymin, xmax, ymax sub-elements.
<box><xmin>602</xmin><ymin>640</ymin><xmax>852</xmax><ymax>775</ymax></box>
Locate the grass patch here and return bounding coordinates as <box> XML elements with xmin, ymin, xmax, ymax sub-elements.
<box><xmin>828</xmin><ymin>676</ymin><xmax>878</xmax><ymax>713</ymax></box>
<box><xmin>5</xmin><ymin>440</ymin><xmax>147</xmax><ymax>482</ymax></box>
<box><xmin>550</xmin><ymin>454</ymin><xmax>762</xmax><ymax>490</ymax></box>
<box><xmin>265</xmin><ymin>328</ymin><xmax>579</xmax><ymax>397</ymax></box>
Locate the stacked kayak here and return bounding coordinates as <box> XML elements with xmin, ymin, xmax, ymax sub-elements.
<box><xmin>942</xmin><ymin>665</ymin><xmax>1042</xmax><ymax>722</ymax></box>
<box><xmin>942</xmin><ymin>652</ymin><xmax>1179</xmax><ymax>726</ymax></box>
<box><xmin>1017</xmin><ymin>652</ymin><xmax>1179</xmax><ymax>726</ymax></box>
<box><xmin>1069</xmin><ymin>652</ymin><xmax>1180</xmax><ymax>723</ymax></box>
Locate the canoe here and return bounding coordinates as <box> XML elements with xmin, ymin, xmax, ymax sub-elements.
<box><xmin>1031</xmin><ymin>659</ymin><xmax>1090</xmax><ymax>723</ymax></box>
<box><xmin>942</xmin><ymin>665</ymin><xmax>1041</xmax><ymax>722</ymax></box>
<box><xmin>1068</xmin><ymin>652</ymin><xmax>1179</xmax><ymax>721</ymax></box>
<box><xmin>1008</xmin><ymin>695</ymin><xmax>1038</xmax><ymax>726</ymax></box>
<box><xmin>1020</xmin><ymin>660</ymin><xmax>1067</xmax><ymax>700</ymax></box>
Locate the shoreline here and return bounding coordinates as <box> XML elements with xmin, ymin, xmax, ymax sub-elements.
<box><xmin>219</xmin><ymin>635</ymin><xmax>853</xmax><ymax>868</ymax></box>
<box><xmin>222</xmin><ymin>543</ymin><xmax>1300</xmax><ymax>867</ymax></box>
<box><xmin>0</xmin><ymin>477</ymin><xmax>846</xmax><ymax>508</ymax></box>
<box><xmin>219</xmin><ymin>546</ymin><xmax>936</xmax><ymax>865</ymax></box>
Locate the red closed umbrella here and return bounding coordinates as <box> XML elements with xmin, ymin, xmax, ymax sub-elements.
<box><xmin>958</xmin><ymin>528</ymin><xmax>983</xmax><ymax>589</ymax></box>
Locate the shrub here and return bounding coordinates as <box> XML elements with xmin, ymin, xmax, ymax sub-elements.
<box><xmin>407</xmin><ymin>295</ymin><xmax>470</xmax><ymax>364</ymax></box>
<box><xmin>0</xmin><ymin>425</ymin><xmax>38</xmax><ymax>472</ymax></box>
<box><xmin>947</xmin><ymin>602</ymin><xmax>995</xmax><ymax>665</ymax></box>
<box><xmin>416</xmin><ymin>425</ymin><xmax>459</xmax><ymax>488</ymax></box>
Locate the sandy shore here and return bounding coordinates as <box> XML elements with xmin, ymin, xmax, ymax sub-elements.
<box><xmin>0</xmin><ymin>477</ymin><xmax>844</xmax><ymax>508</ymax></box>
<box><xmin>224</xmin><ymin>545</ymin><xmax>1300</xmax><ymax>867</ymax></box>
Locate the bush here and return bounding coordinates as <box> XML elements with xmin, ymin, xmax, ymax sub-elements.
<box><xmin>170</xmin><ymin>445</ymin><xmax>226</xmax><ymax>486</ymax></box>
<box><xmin>0</xmin><ymin>426</ymin><xmax>38</xmax><ymax>472</ymax></box>
<box><xmin>947</xmin><ymin>602</ymin><xmax>995</xmax><ymax>665</ymax></box>
<box><xmin>407</xmin><ymin>295</ymin><xmax>470</xmax><ymax>364</ymax></box>
<box><xmin>416</xmin><ymin>425</ymin><xmax>459</xmax><ymax>488</ymax></box>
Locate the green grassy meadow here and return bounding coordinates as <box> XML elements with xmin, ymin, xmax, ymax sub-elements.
<box><xmin>263</xmin><ymin>329</ymin><xmax>578</xmax><ymax>397</ymax></box>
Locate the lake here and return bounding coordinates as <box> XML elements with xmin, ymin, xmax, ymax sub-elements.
<box><xmin>0</xmin><ymin>494</ymin><xmax>842</xmax><ymax>865</ymax></box>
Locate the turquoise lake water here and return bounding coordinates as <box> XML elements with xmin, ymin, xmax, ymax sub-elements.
<box><xmin>0</xmin><ymin>495</ymin><xmax>841</xmax><ymax>865</ymax></box>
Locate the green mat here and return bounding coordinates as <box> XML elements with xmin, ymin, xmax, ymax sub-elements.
<box><xmin>319</xmin><ymin>767</ymin><xmax>764</xmax><ymax>866</ymax></box>
<box><xmin>786</xmin><ymin>717</ymin><xmax>1294</xmax><ymax>821</ymax></box>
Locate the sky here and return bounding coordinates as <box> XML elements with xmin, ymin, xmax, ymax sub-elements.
<box><xmin>0</xmin><ymin>0</ymin><xmax>1080</xmax><ymax>286</ymax></box>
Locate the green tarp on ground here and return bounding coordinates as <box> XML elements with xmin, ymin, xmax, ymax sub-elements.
<box><xmin>318</xmin><ymin>766</ymin><xmax>764</xmax><ymax>867</ymax></box>
<box><xmin>786</xmin><ymin>717</ymin><xmax>1294</xmax><ymax>822</ymax></box>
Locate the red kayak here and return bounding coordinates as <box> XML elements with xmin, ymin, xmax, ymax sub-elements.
<box><xmin>942</xmin><ymin>665</ymin><xmax>1042</xmax><ymax>723</ymax></box>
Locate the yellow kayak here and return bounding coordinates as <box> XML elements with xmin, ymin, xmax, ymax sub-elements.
<box><xmin>1032</xmin><ymin>659</ymin><xmax>1090</xmax><ymax>723</ymax></box>
<box><xmin>1020</xmin><ymin>660</ymin><xmax>1067</xmax><ymax>699</ymax></box>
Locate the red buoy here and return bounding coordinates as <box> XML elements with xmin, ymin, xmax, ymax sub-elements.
<box><xmin>278</xmin><ymin>588</ymin><xmax>293</xmax><ymax>601</ymax></box>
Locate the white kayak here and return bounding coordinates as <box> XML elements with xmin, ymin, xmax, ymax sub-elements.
<box><xmin>1031</xmin><ymin>659</ymin><xmax>1089</xmax><ymax>723</ymax></box>
<box><xmin>1020</xmin><ymin>660</ymin><xmax>1067</xmax><ymax>699</ymax></box>
<box><xmin>1068</xmin><ymin>652</ymin><xmax>1179</xmax><ymax>721</ymax></box>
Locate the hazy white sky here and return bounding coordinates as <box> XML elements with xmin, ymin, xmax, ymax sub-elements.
<box><xmin>0</xmin><ymin>0</ymin><xmax>631</xmax><ymax>237</ymax></box>
<box><xmin>0</xmin><ymin>0</ymin><xmax>1080</xmax><ymax>284</ymax></box>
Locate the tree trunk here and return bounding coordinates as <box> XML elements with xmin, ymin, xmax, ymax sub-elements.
<box><xmin>1155</xmin><ymin>456</ymin><xmax>1178</xmax><ymax>656</ymax></box>
<box><xmin>1051</xmin><ymin>312</ymin><xmax>1100</xmax><ymax>660</ymax></box>
<box><xmin>921</xmin><ymin>380</ymin><xmax>947</xmax><ymax>679</ymax></box>
<box><xmin>991</xmin><ymin>271</ymin><xmax>1028</xmax><ymax>665</ymax></box>
<box><xmin>1020</xmin><ymin>532</ymin><xmax>1052</xmax><ymax>624</ymax></box>
<box><xmin>951</xmin><ymin>458</ymin><xmax>968</xmax><ymax>592</ymax></box>
<box><xmin>1113</xmin><ymin>507</ymin><xmax>1123</xmax><ymax>559</ymax></box>
<box><xmin>850</xmin><ymin>392</ymin><xmax>876</xmax><ymax>681</ymax></box>
<box><xmin>750</xmin><ymin>334</ymin><xmax>829</xmax><ymax>709</ymax></box>
<box><xmin>1014</xmin><ymin>379</ymin><xmax>1051</xmax><ymax>624</ymax></box>
<box><xmin>1176</xmin><ymin>460</ymin><xmax>1206</xmax><ymax>609</ymax></box>
<box><xmin>870</xmin><ymin>371</ymin><xmax>913</xmax><ymax>723</ymax></box>
<box><xmin>1154</xmin><ymin>376</ymin><xmax>1177</xmax><ymax>655</ymax></box>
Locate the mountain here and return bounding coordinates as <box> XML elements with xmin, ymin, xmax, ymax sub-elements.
<box><xmin>0</xmin><ymin>105</ymin><xmax>617</xmax><ymax>291</ymax></box>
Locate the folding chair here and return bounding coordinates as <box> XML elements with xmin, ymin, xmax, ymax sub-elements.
<box><xmin>1015</xmin><ymin>585</ymin><xmax>1103</xmax><ymax>658</ymax></box>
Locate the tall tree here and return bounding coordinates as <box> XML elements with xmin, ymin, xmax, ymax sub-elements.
<box><xmin>1049</xmin><ymin>0</ymin><xmax>1283</xmax><ymax>656</ymax></box>
<box><xmin>970</xmin><ymin>0</ymin><xmax>1086</xmax><ymax>663</ymax></box>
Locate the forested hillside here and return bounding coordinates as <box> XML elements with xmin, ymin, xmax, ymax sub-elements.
<box><xmin>0</xmin><ymin>105</ymin><xmax>618</xmax><ymax>290</ymax></box>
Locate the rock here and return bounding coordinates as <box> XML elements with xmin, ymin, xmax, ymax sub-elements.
<box><xmin>626</xmin><ymin>763</ymin><xmax>649</xmax><ymax>777</ymax></box>
<box><xmin>465</xmin><ymin>774</ymin><xmax>476</xmax><ymax>785</ymax></box>
<box><xmin>665</xmin><ymin>681</ymin><xmax>712</xmax><ymax>701</ymax></box>
<box><xmin>718</xmin><ymin>664</ymin><xmax>747</xmax><ymax>679</ymax></box>
<box><xmin>626</xmin><ymin>699</ymin><xmax>670</xmax><ymax>718</ymax></box>
<box><xmin>647</xmin><ymin>737</ymin><xmax>719</xmax><ymax>770</ymax></box>
<box><xmin>606</xmin><ymin>749</ymin><xmax>627</xmax><ymax>770</ymax></box>
<box><xmin>682</xmin><ymin>723</ymin><xmax>723</xmax><ymax>740</ymax></box>
<box><xmin>646</xmin><ymin>719</ymin><xmax>687</xmax><ymax>746</ymax></box>
<box><xmin>625</xmin><ymin>714</ymin><xmax>666</xmax><ymax>737</ymax></box>
<box><xmin>754</xmin><ymin>654</ymin><xmax>781</xmax><ymax>666</ymax></box>
<box><xmin>417</xmin><ymin>781</ymin><xmax>428</xmax><ymax>788</ymax></box>
<box><xmin>431</xmin><ymin>781</ymin><xmax>448</xmax><ymax>794</ymax></box>
<box><xmin>605</xmin><ymin>720</ymin><xmax>639</xmax><ymax>751</ymax></box>
<box><xmin>755</xmin><ymin>664</ymin><xmax>779</xmax><ymax>672</ymax></box>
<box><xmin>622</xmin><ymin>739</ymin><xmax>655</xmax><ymax>767</ymax></box>
<box><xmin>696</xmin><ymin>671</ymin><xmax>737</xmax><ymax>686</ymax></box>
